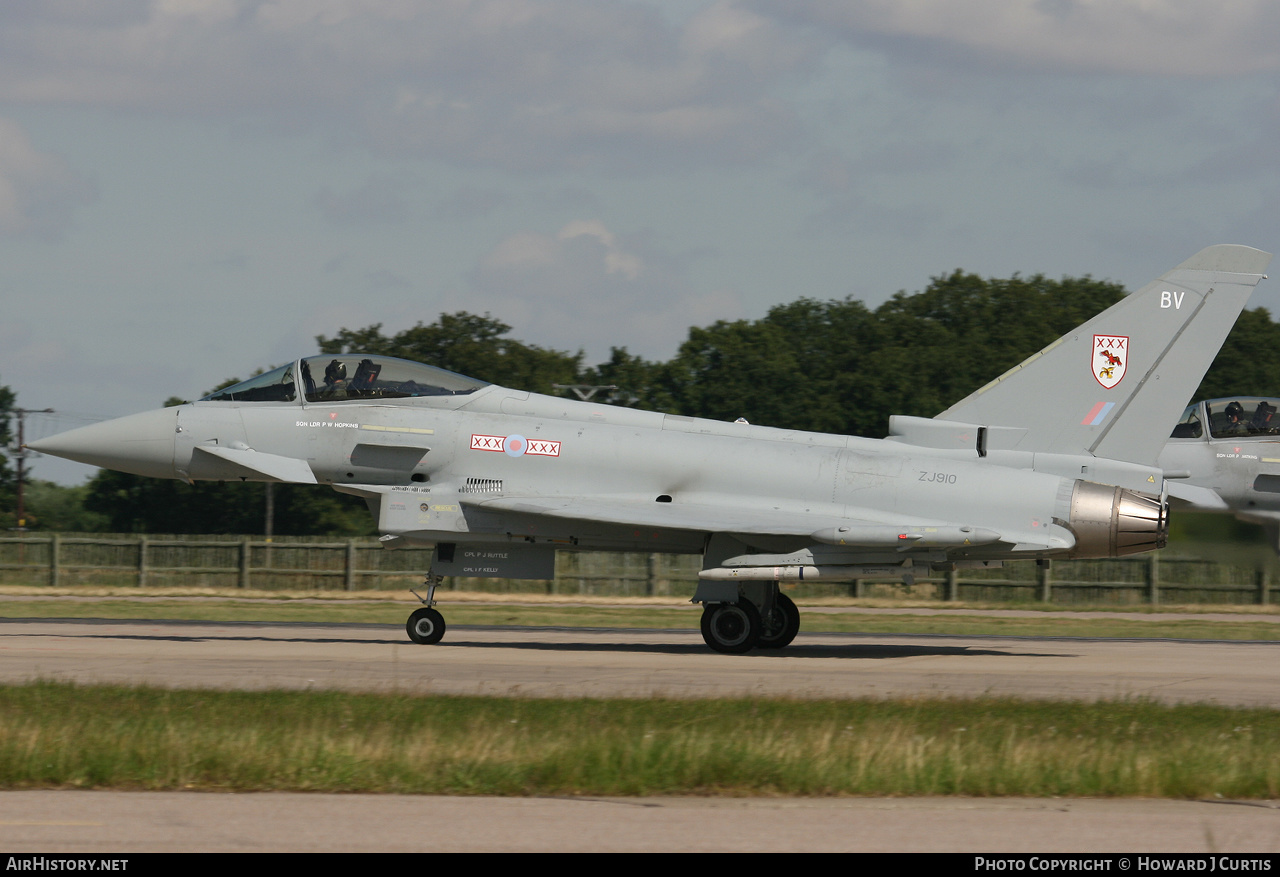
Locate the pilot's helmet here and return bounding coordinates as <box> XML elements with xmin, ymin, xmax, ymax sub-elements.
<box><xmin>1226</xmin><ymin>401</ymin><xmax>1244</xmax><ymax>419</ymax></box>
<box><xmin>325</xmin><ymin>360</ymin><xmax>347</xmax><ymax>383</ymax></box>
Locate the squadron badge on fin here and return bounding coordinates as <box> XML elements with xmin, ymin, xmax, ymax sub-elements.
<box><xmin>1093</xmin><ymin>335</ymin><xmax>1128</xmax><ymax>389</ymax></box>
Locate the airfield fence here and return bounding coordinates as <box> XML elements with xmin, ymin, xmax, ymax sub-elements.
<box><xmin>0</xmin><ymin>533</ymin><xmax>1275</xmax><ymax>605</ymax></box>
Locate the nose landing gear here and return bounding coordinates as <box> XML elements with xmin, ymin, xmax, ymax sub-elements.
<box><xmin>406</xmin><ymin>572</ymin><xmax>447</xmax><ymax>645</ymax></box>
<box><xmin>407</xmin><ymin>606</ymin><xmax>446</xmax><ymax>644</ymax></box>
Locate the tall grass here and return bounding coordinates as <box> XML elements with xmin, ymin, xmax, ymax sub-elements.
<box><xmin>2</xmin><ymin>682</ymin><xmax>1279</xmax><ymax>797</ymax></box>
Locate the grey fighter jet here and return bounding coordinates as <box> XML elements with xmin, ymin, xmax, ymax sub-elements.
<box><xmin>1159</xmin><ymin>396</ymin><xmax>1280</xmax><ymax>547</ymax></box>
<box><xmin>28</xmin><ymin>245</ymin><xmax>1272</xmax><ymax>653</ymax></box>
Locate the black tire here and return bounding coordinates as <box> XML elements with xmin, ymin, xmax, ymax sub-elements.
<box><xmin>757</xmin><ymin>592</ymin><xmax>800</xmax><ymax>649</ymax></box>
<box><xmin>700</xmin><ymin>601</ymin><xmax>761</xmax><ymax>654</ymax></box>
<box><xmin>406</xmin><ymin>607</ymin><xmax>446</xmax><ymax>645</ymax></box>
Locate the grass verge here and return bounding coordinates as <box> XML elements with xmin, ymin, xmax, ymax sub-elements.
<box><xmin>3</xmin><ymin>681</ymin><xmax>1278</xmax><ymax>798</ymax></box>
<box><xmin>1</xmin><ymin>596</ymin><xmax>1279</xmax><ymax>640</ymax></box>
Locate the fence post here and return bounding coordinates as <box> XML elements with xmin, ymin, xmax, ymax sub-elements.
<box><xmin>6</xmin><ymin>542</ymin><xmax>1275</xmax><ymax>604</ymax></box>
<box><xmin>137</xmin><ymin>536</ymin><xmax>148</xmax><ymax>588</ymax></box>
<box><xmin>239</xmin><ymin>538</ymin><xmax>250</xmax><ymax>589</ymax></box>
<box><xmin>48</xmin><ymin>533</ymin><xmax>59</xmax><ymax>587</ymax></box>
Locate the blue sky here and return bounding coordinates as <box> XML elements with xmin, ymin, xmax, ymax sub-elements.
<box><xmin>7</xmin><ymin>1</ymin><xmax>1280</xmax><ymax>484</ymax></box>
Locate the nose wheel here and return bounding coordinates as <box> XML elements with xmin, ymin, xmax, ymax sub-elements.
<box><xmin>407</xmin><ymin>606</ymin><xmax>446</xmax><ymax>644</ymax></box>
<box><xmin>407</xmin><ymin>573</ymin><xmax>447</xmax><ymax>645</ymax></box>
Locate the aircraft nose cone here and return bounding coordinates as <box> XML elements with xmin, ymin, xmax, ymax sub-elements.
<box><xmin>27</xmin><ymin>408</ymin><xmax>178</xmax><ymax>479</ymax></box>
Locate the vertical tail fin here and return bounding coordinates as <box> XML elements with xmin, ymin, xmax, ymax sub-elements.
<box><xmin>935</xmin><ymin>245</ymin><xmax>1272</xmax><ymax>465</ymax></box>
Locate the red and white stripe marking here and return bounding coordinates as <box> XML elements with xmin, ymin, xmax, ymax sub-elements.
<box><xmin>471</xmin><ymin>434</ymin><xmax>506</xmax><ymax>451</ymax></box>
<box><xmin>471</xmin><ymin>434</ymin><xmax>560</xmax><ymax>457</ymax></box>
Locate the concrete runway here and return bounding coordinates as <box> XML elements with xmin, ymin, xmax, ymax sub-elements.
<box><xmin>2</xmin><ymin>791</ymin><xmax>1279</xmax><ymax>853</ymax></box>
<box><xmin>4</xmin><ymin>615</ymin><xmax>1280</xmax><ymax>852</ymax></box>
<box><xmin>3</xmin><ymin>616</ymin><xmax>1280</xmax><ymax>706</ymax></box>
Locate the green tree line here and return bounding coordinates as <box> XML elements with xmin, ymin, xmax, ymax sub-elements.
<box><xmin>11</xmin><ymin>270</ymin><xmax>1280</xmax><ymax>534</ymax></box>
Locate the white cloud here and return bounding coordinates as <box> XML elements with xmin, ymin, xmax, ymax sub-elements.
<box><xmin>485</xmin><ymin>230</ymin><xmax>561</xmax><ymax>271</ymax></box>
<box><xmin>557</xmin><ymin>219</ymin><xmax>642</xmax><ymax>279</ymax></box>
<box><xmin>460</xmin><ymin>219</ymin><xmax>740</xmax><ymax>359</ymax></box>
<box><xmin>0</xmin><ymin>117</ymin><xmax>94</xmax><ymax>239</ymax></box>
<box><xmin>0</xmin><ymin>0</ymin><xmax>821</xmax><ymax>172</ymax></box>
<box><xmin>314</xmin><ymin>173</ymin><xmax>413</xmax><ymax>227</ymax></box>
<box><xmin>774</xmin><ymin>1</ymin><xmax>1280</xmax><ymax>76</ymax></box>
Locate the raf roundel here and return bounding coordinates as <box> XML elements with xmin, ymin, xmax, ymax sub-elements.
<box><xmin>504</xmin><ymin>434</ymin><xmax>527</xmax><ymax>457</ymax></box>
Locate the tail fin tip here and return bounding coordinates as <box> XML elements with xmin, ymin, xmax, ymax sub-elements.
<box><xmin>1176</xmin><ymin>244</ymin><xmax>1270</xmax><ymax>276</ymax></box>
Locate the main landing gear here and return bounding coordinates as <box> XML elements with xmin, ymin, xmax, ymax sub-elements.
<box><xmin>406</xmin><ymin>573</ymin><xmax>447</xmax><ymax>645</ymax></box>
<box><xmin>699</xmin><ymin>591</ymin><xmax>800</xmax><ymax>654</ymax></box>
<box><xmin>403</xmin><ymin>569</ymin><xmax>802</xmax><ymax>654</ymax></box>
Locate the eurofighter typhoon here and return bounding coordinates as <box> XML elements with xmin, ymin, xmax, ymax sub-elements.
<box><xmin>1158</xmin><ymin>395</ymin><xmax>1280</xmax><ymax>550</ymax></box>
<box><xmin>29</xmin><ymin>246</ymin><xmax>1272</xmax><ymax>653</ymax></box>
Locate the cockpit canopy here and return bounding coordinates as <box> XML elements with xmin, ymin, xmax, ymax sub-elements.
<box><xmin>1170</xmin><ymin>397</ymin><xmax>1280</xmax><ymax>440</ymax></box>
<box><xmin>200</xmin><ymin>355</ymin><xmax>489</xmax><ymax>403</ymax></box>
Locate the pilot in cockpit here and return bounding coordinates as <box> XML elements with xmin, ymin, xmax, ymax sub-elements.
<box><xmin>1223</xmin><ymin>400</ymin><xmax>1247</xmax><ymax>435</ymax></box>
<box><xmin>322</xmin><ymin>359</ymin><xmax>348</xmax><ymax>398</ymax></box>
